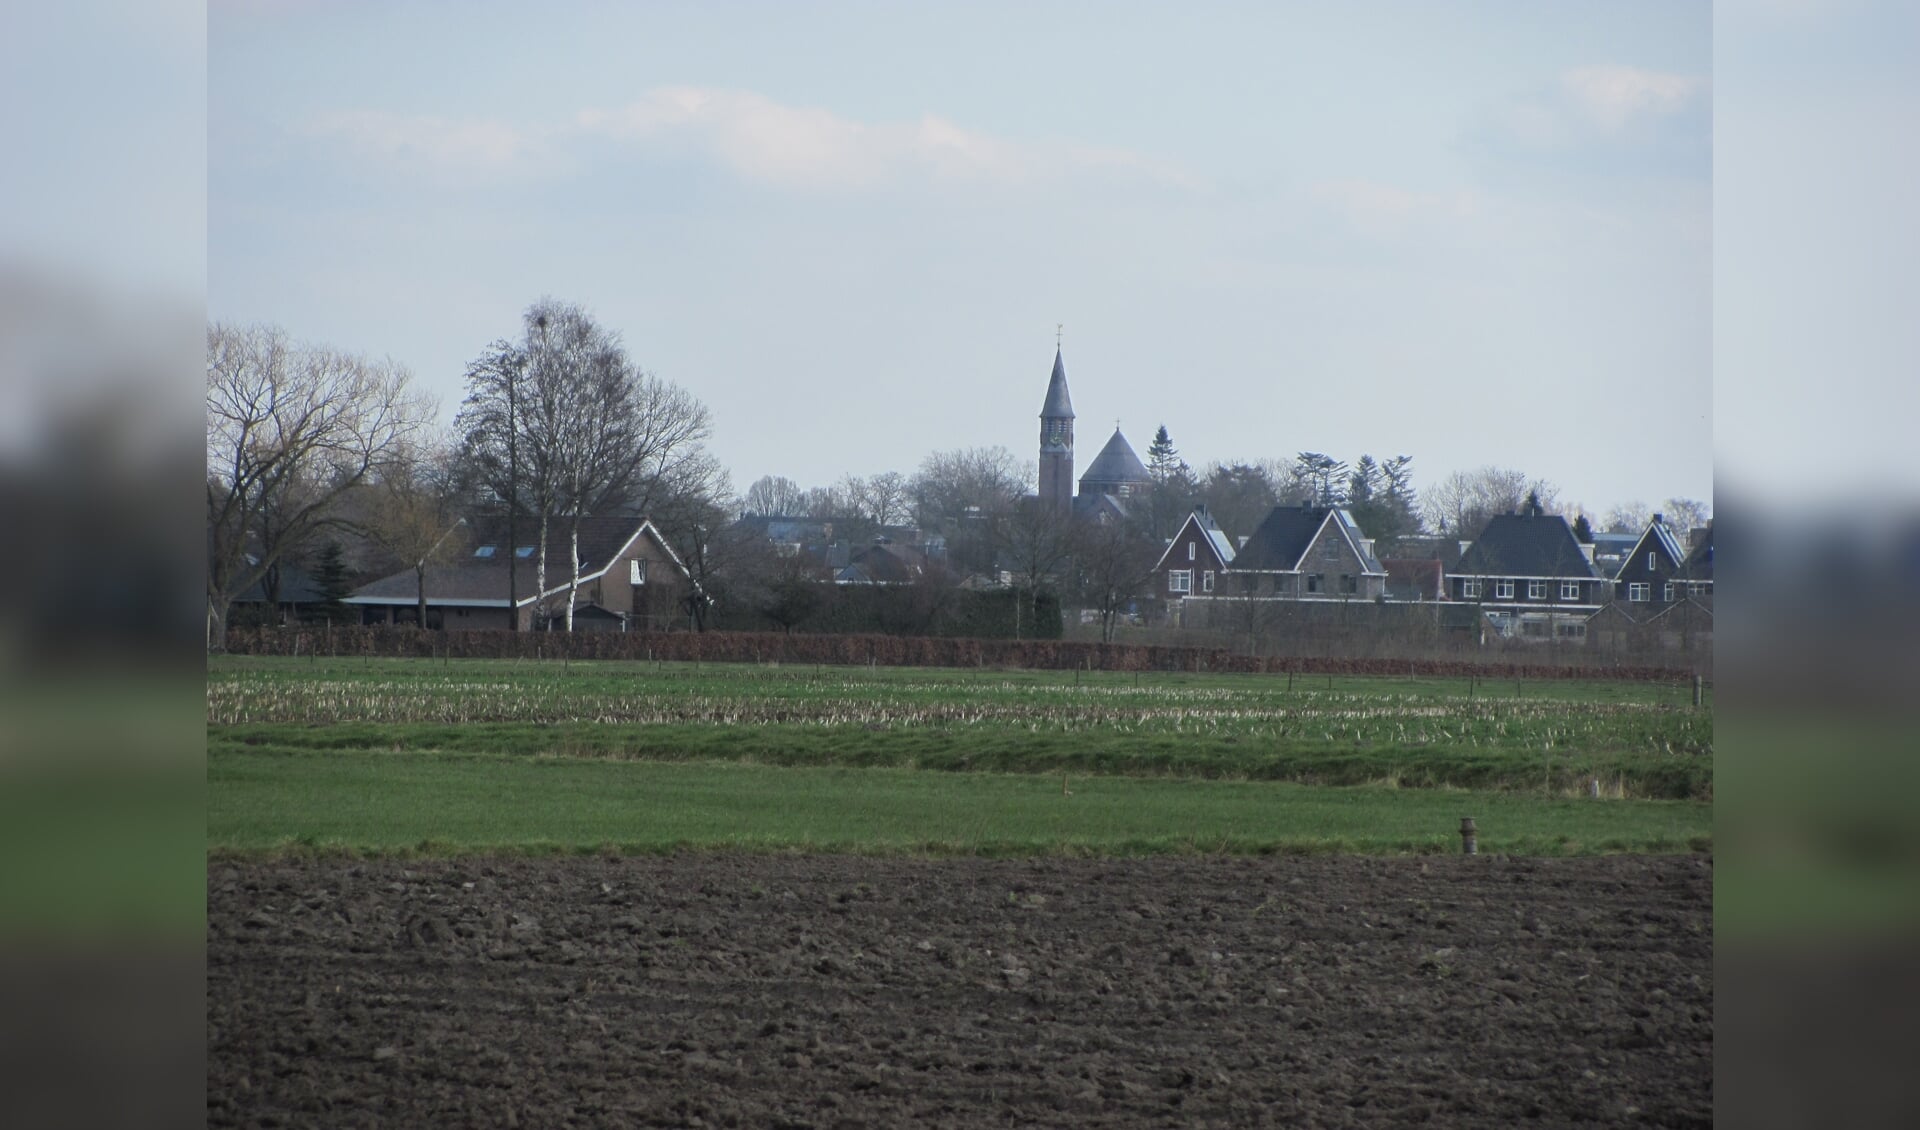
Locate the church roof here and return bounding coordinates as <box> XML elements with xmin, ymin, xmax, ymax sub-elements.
<box><xmin>1040</xmin><ymin>348</ymin><xmax>1075</xmax><ymax>419</ymax></box>
<box><xmin>1079</xmin><ymin>428</ymin><xmax>1149</xmax><ymax>487</ymax></box>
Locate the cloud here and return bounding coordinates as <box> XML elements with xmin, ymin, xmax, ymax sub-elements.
<box><xmin>1311</xmin><ymin>179</ymin><xmax>1481</xmax><ymax>239</ymax></box>
<box><xmin>573</xmin><ymin>86</ymin><xmax>1197</xmax><ymax>192</ymax></box>
<box><xmin>306</xmin><ymin>110</ymin><xmax>533</xmax><ymax>171</ymax></box>
<box><xmin>302</xmin><ymin>88</ymin><xmax>1197</xmax><ymax>194</ymax></box>
<box><xmin>1561</xmin><ymin>66</ymin><xmax>1706</xmax><ymax>131</ymax></box>
<box><xmin>1464</xmin><ymin>64</ymin><xmax>1710</xmax><ymax>182</ymax></box>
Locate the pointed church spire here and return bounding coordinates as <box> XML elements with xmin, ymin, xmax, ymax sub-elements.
<box><xmin>1041</xmin><ymin>347</ymin><xmax>1075</xmax><ymax>419</ymax></box>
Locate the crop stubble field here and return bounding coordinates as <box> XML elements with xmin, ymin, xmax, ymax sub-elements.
<box><xmin>208</xmin><ymin>656</ymin><xmax>1712</xmax><ymax>1125</ymax></box>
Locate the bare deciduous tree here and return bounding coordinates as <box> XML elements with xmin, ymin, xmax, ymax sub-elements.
<box><xmin>741</xmin><ymin>474</ymin><xmax>807</xmax><ymax>517</ymax></box>
<box><xmin>1074</xmin><ymin>516</ymin><xmax>1159</xmax><ymax>642</ymax></box>
<box><xmin>1422</xmin><ymin>466</ymin><xmax>1559</xmax><ymax>537</ymax></box>
<box><xmin>858</xmin><ymin>471</ymin><xmax>910</xmax><ymax>528</ymax></box>
<box><xmin>361</xmin><ymin>437</ymin><xmax>469</xmax><ymax>628</ymax></box>
<box><xmin>456</xmin><ymin>299</ymin><xmax>712</xmax><ymax>629</ymax></box>
<box><xmin>995</xmin><ymin>497</ymin><xmax>1080</xmax><ymax>639</ymax></box>
<box><xmin>205</xmin><ymin>322</ymin><xmax>430</xmax><ymax>648</ymax></box>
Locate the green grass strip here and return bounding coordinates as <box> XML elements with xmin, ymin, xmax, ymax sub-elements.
<box><xmin>209</xmin><ymin>747</ymin><xmax>1710</xmax><ymax>858</ymax></box>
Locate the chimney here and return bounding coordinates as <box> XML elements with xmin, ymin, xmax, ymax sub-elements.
<box><xmin>1580</xmin><ymin>543</ymin><xmax>1595</xmax><ymax>563</ymax></box>
<box><xmin>1653</xmin><ymin>513</ymin><xmax>1664</xmax><ymax>525</ymax></box>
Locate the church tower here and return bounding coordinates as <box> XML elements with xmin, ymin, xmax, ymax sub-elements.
<box><xmin>1038</xmin><ymin>346</ymin><xmax>1076</xmax><ymax>514</ymax></box>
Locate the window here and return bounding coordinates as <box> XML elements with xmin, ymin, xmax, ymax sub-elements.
<box><xmin>1663</xmin><ymin>582</ymin><xmax>1675</xmax><ymax>602</ymax></box>
<box><xmin>1187</xmin><ymin>542</ymin><xmax>1196</xmax><ymax>562</ymax></box>
<box><xmin>473</xmin><ymin>545</ymin><xmax>496</xmax><ymax>558</ymax></box>
<box><xmin>1648</xmin><ymin>552</ymin><xmax>1657</xmax><ymax>570</ymax></box>
<box><xmin>1306</xmin><ymin>573</ymin><xmax>1323</xmax><ymax>593</ymax></box>
<box><xmin>630</xmin><ymin>558</ymin><xmax>647</xmax><ymax>584</ymax></box>
<box><xmin>1495</xmin><ymin>580</ymin><xmax>1515</xmax><ymax>599</ymax></box>
<box><xmin>1202</xmin><ymin>570</ymin><xmax>1214</xmax><ymax>593</ymax></box>
<box><xmin>1460</xmin><ymin>578</ymin><xmax>1480</xmax><ymax>598</ymax></box>
<box><xmin>1528</xmin><ymin>580</ymin><xmax>1548</xmax><ymax>600</ymax></box>
<box><xmin>1169</xmin><ymin>570</ymin><xmax>1192</xmax><ymax>594</ymax></box>
<box><xmin>1342</xmin><ymin>574</ymin><xmax>1357</xmax><ymax>594</ymax></box>
<box><xmin>1523</xmin><ymin>620</ymin><xmax>1549</xmax><ymax>637</ymax></box>
<box><xmin>1629</xmin><ymin>582</ymin><xmax>1651</xmax><ymax>602</ymax></box>
<box><xmin>1561</xmin><ymin>581</ymin><xmax>1580</xmax><ymax>601</ymax></box>
<box><xmin>1557</xmin><ymin>622</ymin><xmax>1586</xmax><ymax>639</ymax></box>
<box><xmin>515</xmin><ymin>546</ymin><xmax>535</xmax><ymax>558</ymax></box>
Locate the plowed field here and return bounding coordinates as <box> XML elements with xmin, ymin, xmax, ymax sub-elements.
<box><xmin>208</xmin><ymin>853</ymin><xmax>1710</xmax><ymax>1127</ymax></box>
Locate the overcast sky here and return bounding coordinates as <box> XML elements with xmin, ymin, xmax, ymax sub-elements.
<box><xmin>209</xmin><ymin>0</ymin><xmax>1712</xmax><ymax>517</ymax></box>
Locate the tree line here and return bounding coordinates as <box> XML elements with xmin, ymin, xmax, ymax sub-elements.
<box><xmin>206</xmin><ymin>304</ymin><xmax>1709</xmax><ymax>647</ymax></box>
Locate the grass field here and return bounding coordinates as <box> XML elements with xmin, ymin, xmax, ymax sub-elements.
<box><xmin>207</xmin><ymin>656</ymin><xmax>1711</xmax><ymax>857</ymax></box>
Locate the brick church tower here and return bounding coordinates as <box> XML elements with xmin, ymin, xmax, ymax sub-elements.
<box><xmin>1038</xmin><ymin>347</ymin><xmax>1076</xmax><ymax>514</ymax></box>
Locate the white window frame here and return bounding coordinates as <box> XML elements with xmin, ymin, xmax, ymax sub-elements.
<box><xmin>1663</xmin><ymin>582</ymin><xmax>1675</xmax><ymax>602</ymax></box>
<box><xmin>1169</xmin><ymin>570</ymin><xmax>1192</xmax><ymax>594</ymax></box>
<box><xmin>1187</xmin><ymin>542</ymin><xmax>1196</xmax><ymax>562</ymax></box>
<box><xmin>1648</xmin><ymin>552</ymin><xmax>1657</xmax><ymax>570</ymax></box>
<box><xmin>1495</xmin><ymin>579</ymin><xmax>1515</xmax><ymax>599</ymax></box>
<box><xmin>1527</xmin><ymin>580</ymin><xmax>1548</xmax><ymax>600</ymax></box>
<box><xmin>1629</xmin><ymin>582</ymin><xmax>1650</xmax><ymax>602</ymax></box>
<box><xmin>630</xmin><ymin>558</ymin><xmax>647</xmax><ymax>584</ymax></box>
<box><xmin>1202</xmin><ymin>570</ymin><xmax>1214</xmax><ymax>593</ymax></box>
<box><xmin>1306</xmin><ymin>573</ymin><xmax>1324</xmax><ymax>594</ymax></box>
<box><xmin>1460</xmin><ymin>578</ymin><xmax>1480</xmax><ymax>598</ymax></box>
<box><xmin>1560</xmin><ymin>580</ymin><xmax>1580</xmax><ymax>601</ymax></box>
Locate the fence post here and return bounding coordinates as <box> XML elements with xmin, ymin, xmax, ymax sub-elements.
<box><xmin>1692</xmin><ymin>675</ymin><xmax>1703</xmax><ymax>708</ymax></box>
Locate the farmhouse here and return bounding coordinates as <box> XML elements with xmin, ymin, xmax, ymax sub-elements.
<box><xmin>1215</xmin><ymin>504</ymin><xmax>1387</xmax><ymax>601</ymax></box>
<box><xmin>1450</xmin><ymin>508</ymin><xmax>1602</xmax><ymax>640</ymax></box>
<box><xmin>345</xmin><ymin>515</ymin><xmax>690</xmax><ymax>631</ymax></box>
<box><xmin>1153</xmin><ymin>506</ymin><xmax>1237</xmax><ymax>601</ymax></box>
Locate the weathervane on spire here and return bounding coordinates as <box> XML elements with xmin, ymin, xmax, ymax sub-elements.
<box><xmin>1056</xmin><ymin>323</ymin><xmax>1063</xmax><ymax>349</ymax></box>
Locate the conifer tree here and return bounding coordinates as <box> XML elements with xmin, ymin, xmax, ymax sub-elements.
<box><xmin>311</xmin><ymin>541</ymin><xmax>355</xmax><ymax>624</ymax></box>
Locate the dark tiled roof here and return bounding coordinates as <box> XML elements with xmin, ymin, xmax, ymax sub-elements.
<box><xmin>842</xmin><ymin>544</ymin><xmax>919</xmax><ymax>584</ymax></box>
<box><xmin>1079</xmin><ymin>428</ymin><xmax>1148</xmax><ymax>488</ymax></box>
<box><xmin>1230</xmin><ymin>505</ymin><xmax>1332</xmax><ymax>572</ymax></box>
<box><xmin>236</xmin><ymin>563</ymin><xmax>326</xmax><ymax>605</ymax></box>
<box><xmin>1681</xmin><ymin>522</ymin><xmax>1713</xmax><ymax>581</ymax></box>
<box><xmin>349</xmin><ymin>516</ymin><xmax>674</xmax><ymax>605</ymax></box>
<box><xmin>1456</xmin><ymin>514</ymin><xmax>1599</xmax><ymax>579</ymax></box>
<box><xmin>1040</xmin><ymin>348</ymin><xmax>1075</xmax><ymax>418</ymax></box>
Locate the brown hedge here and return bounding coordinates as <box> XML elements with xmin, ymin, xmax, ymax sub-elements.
<box><xmin>222</xmin><ymin>625</ymin><xmax>1697</xmax><ymax>684</ymax></box>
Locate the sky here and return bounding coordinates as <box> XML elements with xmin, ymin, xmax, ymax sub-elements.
<box><xmin>206</xmin><ymin>0</ymin><xmax>1714</xmax><ymax>517</ymax></box>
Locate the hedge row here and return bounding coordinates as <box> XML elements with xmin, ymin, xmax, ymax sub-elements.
<box><xmin>223</xmin><ymin>625</ymin><xmax>1696</xmax><ymax>683</ymax></box>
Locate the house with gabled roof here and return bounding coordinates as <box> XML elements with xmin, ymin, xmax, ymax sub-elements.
<box><xmin>344</xmin><ymin>515</ymin><xmax>690</xmax><ymax>631</ymax></box>
<box><xmin>1450</xmin><ymin>509</ymin><xmax>1602</xmax><ymax>640</ymax></box>
<box><xmin>1611</xmin><ymin>513</ymin><xmax>1689</xmax><ymax>607</ymax></box>
<box><xmin>1152</xmin><ymin>505</ymin><xmax>1236</xmax><ymax>601</ymax></box>
<box><xmin>1679</xmin><ymin>521</ymin><xmax>1712</xmax><ymax>598</ymax></box>
<box><xmin>1214</xmin><ymin>504</ymin><xmax>1387</xmax><ymax>601</ymax></box>
<box><xmin>835</xmin><ymin>542</ymin><xmax>926</xmax><ymax>586</ymax></box>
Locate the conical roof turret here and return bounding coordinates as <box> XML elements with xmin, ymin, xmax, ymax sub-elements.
<box><xmin>1040</xmin><ymin>348</ymin><xmax>1075</xmax><ymax>419</ymax></box>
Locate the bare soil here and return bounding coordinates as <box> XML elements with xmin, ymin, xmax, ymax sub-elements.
<box><xmin>208</xmin><ymin>853</ymin><xmax>1710</xmax><ymax>1127</ymax></box>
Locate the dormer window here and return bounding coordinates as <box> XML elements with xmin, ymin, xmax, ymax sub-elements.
<box><xmin>515</xmin><ymin>546</ymin><xmax>535</xmax><ymax>558</ymax></box>
<box><xmin>473</xmin><ymin>545</ymin><xmax>497</xmax><ymax>558</ymax></box>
